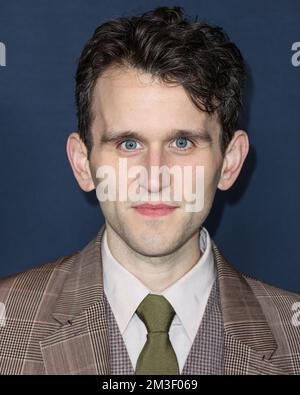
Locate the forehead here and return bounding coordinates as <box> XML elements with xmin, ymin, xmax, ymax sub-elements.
<box><xmin>91</xmin><ymin>66</ymin><xmax>220</xmax><ymax>138</ymax></box>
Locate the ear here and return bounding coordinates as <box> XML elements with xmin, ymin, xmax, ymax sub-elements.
<box><xmin>218</xmin><ymin>130</ymin><xmax>249</xmax><ymax>191</ymax></box>
<box><xmin>66</xmin><ymin>132</ymin><xmax>95</xmax><ymax>192</ymax></box>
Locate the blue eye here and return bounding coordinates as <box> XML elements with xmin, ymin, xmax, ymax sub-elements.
<box><xmin>120</xmin><ymin>139</ymin><xmax>141</xmax><ymax>151</ymax></box>
<box><xmin>171</xmin><ymin>137</ymin><xmax>193</xmax><ymax>150</ymax></box>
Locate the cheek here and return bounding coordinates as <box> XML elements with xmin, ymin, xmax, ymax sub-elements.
<box><xmin>205</xmin><ymin>164</ymin><xmax>220</xmax><ymax>186</ymax></box>
<box><xmin>188</xmin><ymin>154</ymin><xmax>220</xmax><ymax>181</ymax></box>
<box><xmin>91</xmin><ymin>149</ymin><xmax>116</xmax><ymax>167</ymax></box>
<box><xmin>195</xmin><ymin>159</ymin><xmax>222</xmax><ymax>200</ymax></box>
<box><xmin>90</xmin><ymin>152</ymin><xmax>120</xmax><ymax>185</ymax></box>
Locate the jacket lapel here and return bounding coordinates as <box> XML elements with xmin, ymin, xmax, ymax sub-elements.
<box><xmin>40</xmin><ymin>225</ymin><xmax>110</xmax><ymax>374</ymax></box>
<box><xmin>212</xmin><ymin>241</ymin><xmax>286</xmax><ymax>375</ymax></box>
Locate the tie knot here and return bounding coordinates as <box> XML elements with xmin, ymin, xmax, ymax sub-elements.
<box><xmin>136</xmin><ymin>294</ymin><xmax>175</xmax><ymax>333</ymax></box>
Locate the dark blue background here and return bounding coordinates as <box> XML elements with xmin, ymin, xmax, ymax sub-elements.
<box><xmin>0</xmin><ymin>1</ymin><xmax>299</xmax><ymax>292</ymax></box>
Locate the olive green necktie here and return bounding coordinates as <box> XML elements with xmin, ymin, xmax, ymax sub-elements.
<box><xmin>135</xmin><ymin>294</ymin><xmax>180</xmax><ymax>375</ymax></box>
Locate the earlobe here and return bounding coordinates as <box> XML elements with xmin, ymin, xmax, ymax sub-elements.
<box><xmin>217</xmin><ymin>130</ymin><xmax>249</xmax><ymax>191</ymax></box>
<box><xmin>66</xmin><ymin>132</ymin><xmax>95</xmax><ymax>192</ymax></box>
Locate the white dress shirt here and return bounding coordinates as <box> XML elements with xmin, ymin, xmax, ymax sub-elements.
<box><xmin>102</xmin><ymin>226</ymin><xmax>216</xmax><ymax>373</ymax></box>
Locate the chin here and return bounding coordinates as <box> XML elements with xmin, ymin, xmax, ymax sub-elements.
<box><xmin>128</xmin><ymin>235</ymin><xmax>175</xmax><ymax>256</ymax></box>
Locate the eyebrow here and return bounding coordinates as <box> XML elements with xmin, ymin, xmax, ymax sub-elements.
<box><xmin>100</xmin><ymin>128</ymin><xmax>213</xmax><ymax>144</ymax></box>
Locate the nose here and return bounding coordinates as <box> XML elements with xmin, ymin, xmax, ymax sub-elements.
<box><xmin>138</xmin><ymin>147</ymin><xmax>171</xmax><ymax>194</ymax></box>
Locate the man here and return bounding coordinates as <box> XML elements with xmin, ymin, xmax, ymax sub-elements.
<box><xmin>0</xmin><ymin>6</ymin><xmax>299</xmax><ymax>375</ymax></box>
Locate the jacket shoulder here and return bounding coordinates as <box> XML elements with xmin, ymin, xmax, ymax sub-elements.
<box><xmin>243</xmin><ymin>274</ymin><xmax>300</xmax><ymax>361</ymax></box>
<box><xmin>0</xmin><ymin>252</ymin><xmax>80</xmax><ymax>374</ymax></box>
<box><xmin>0</xmin><ymin>252</ymin><xmax>79</xmax><ymax>304</ymax></box>
<box><xmin>244</xmin><ymin>273</ymin><xmax>300</xmax><ymax>321</ymax></box>
<box><xmin>244</xmin><ymin>274</ymin><xmax>300</xmax><ymax>303</ymax></box>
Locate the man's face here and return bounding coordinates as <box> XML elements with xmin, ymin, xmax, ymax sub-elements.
<box><xmin>88</xmin><ymin>66</ymin><xmax>224</xmax><ymax>257</ymax></box>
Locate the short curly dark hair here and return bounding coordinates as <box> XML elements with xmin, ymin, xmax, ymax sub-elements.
<box><xmin>75</xmin><ymin>6</ymin><xmax>246</xmax><ymax>158</ymax></box>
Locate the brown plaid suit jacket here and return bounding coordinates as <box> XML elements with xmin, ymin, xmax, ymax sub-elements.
<box><xmin>0</xmin><ymin>224</ymin><xmax>299</xmax><ymax>375</ymax></box>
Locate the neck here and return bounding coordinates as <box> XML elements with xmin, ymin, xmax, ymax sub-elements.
<box><xmin>105</xmin><ymin>224</ymin><xmax>201</xmax><ymax>293</ymax></box>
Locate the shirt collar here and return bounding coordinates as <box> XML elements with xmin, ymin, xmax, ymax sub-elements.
<box><xmin>102</xmin><ymin>226</ymin><xmax>216</xmax><ymax>340</ymax></box>
<box><xmin>161</xmin><ymin>228</ymin><xmax>216</xmax><ymax>341</ymax></box>
<box><xmin>102</xmin><ymin>231</ymin><xmax>150</xmax><ymax>334</ymax></box>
